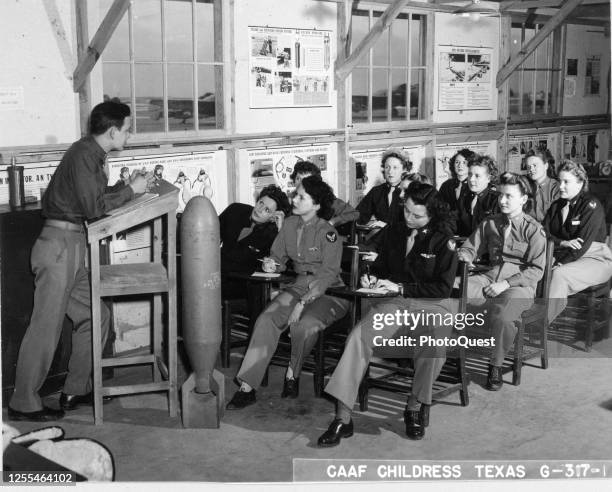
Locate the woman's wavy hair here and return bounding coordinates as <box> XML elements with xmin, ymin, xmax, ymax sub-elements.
<box><xmin>498</xmin><ymin>172</ymin><xmax>534</xmax><ymax>213</ymax></box>
<box><xmin>556</xmin><ymin>159</ymin><xmax>589</xmax><ymax>192</ymax></box>
<box><xmin>289</xmin><ymin>160</ymin><xmax>321</xmax><ymax>182</ymax></box>
<box><xmin>468</xmin><ymin>154</ymin><xmax>499</xmax><ymax>184</ymax></box>
<box><xmin>448</xmin><ymin>148</ymin><xmax>475</xmax><ymax>179</ymax></box>
<box><xmin>300</xmin><ymin>175</ymin><xmax>336</xmax><ymax>220</ymax></box>
<box><xmin>258</xmin><ymin>184</ymin><xmax>291</xmax><ymax>216</ymax></box>
<box><xmin>525</xmin><ymin>148</ymin><xmax>556</xmax><ymax>178</ymax></box>
<box><xmin>380</xmin><ymin>147</ymin><xmax>413</xmax><ymax>172</ymax></box>
<box><xmin>404</xmin><ymin>182</ymin><xmax>454</xmax><ymax>235</ymax></box>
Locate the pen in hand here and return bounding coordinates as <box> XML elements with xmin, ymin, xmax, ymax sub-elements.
<box><xmin>257</xmin><ymin>258</ymin><xmax>281</xmax><ymax>266</ymax></box>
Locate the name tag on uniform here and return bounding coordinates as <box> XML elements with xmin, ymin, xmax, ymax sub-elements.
<box><xmin>571</xmin><ymin>220</ymin><xmax>580</xmax><ymax>225</ymax></box>
<box><xmin>421</xmin><ymin>253</ymin><xmax>436</xmax><ymax>259</ymax></box>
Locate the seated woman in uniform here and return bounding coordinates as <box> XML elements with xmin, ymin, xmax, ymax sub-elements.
<box><xmin>226</xmin><ymin>176</ymin><xmax>350</xmax><ymax>409</ymax></box>
<box><xmin>439</xmin><ymin>148</ymin><xmax>475</xmax><ymax>210</ymax></box>
<box><xmin>290</xmin><ymin>160</ymin><xmax>359</xmax><ymax>234</ymax></box>
<box><xmin>356</xmin><ymin>147</ymin><xmax>412</xmax><ymax>230</ymax></box>
<box><xmin>543</xmin><ymin>160</ymin><xmax>612</xmax><ymax>324</ymax></box>
<box><xmin>456</xmin><ymin>154</ymin><xmax>500</xmax><ymax>237</ymax></box>
<box><xmin>525</xmin><ymin>148</ymin><xmax>559</xmax><ymax>223</ymax></box>
<box><xmin>317</xmin><ymin>183</ymin><xmax>458</xmax><ymax>445</ymax></box>
<box><xmin>458</xmin><ymin>172</ymin><xmax>546</xmax><ymax>391</ymax></box>
<box><xmin>219</xmin><ymin>185</ymin><xmax>291</xmax><ymax>299</ymax></box>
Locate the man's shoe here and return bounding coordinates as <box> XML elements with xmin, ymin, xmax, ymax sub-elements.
<box><xmin>317</xmin><ymin>418</ymin><xmax>353</xmax><ymax>447</ymax></box>
<box><xmin>404</xmin><ymin>409</ymin><xmax>425</xmax><ymax>440</ymax></box>
<box><xmin>226</xmin><ymin>389</ymin><xmax>256</xmax><ymax>410</ymax></box>
<box><xmin>7</xmin><ymin>406</ymin><xmax>64</xmax><ymax>422</ymax></box>
<box><xmin>281</xmin><ymin>378</ymin><xmax>299</xmax><ymax>399</ymax></box>
<box><xmin>59</xmin><ymin>392</ymin><xmax>93</xmax><ymax>410</ymax></box>
<box><xmin>486</xmin><ymin>365</ymin><xmax>503</xmax><ymax>391</ymax></box>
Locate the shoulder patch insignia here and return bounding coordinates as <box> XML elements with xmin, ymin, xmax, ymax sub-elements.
<box><xmin>589</xmin><ymin>200</ymin><xmax>597</xmax><ymax>209</ymax></box>
<box><xmin>447</xmin><ymin>239</ymin><xmax>456</xmax><ymax>251</ymax></box>
<box><xmin>326</xmin><ymin>231</ymin><xmax>337</xmax><ymax>243</ymax></box>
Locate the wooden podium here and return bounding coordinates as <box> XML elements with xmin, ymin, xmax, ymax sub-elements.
<box><xmin>86</xmin><ymin>188</ymin><xmax>179</xmax><ymax>425</ymax></box>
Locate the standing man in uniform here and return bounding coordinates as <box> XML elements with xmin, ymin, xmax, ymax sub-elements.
<box><xmin>8</xmin><ymin>101</ymin><xmax>148</xmax><ymax>422</ymax></box>
<box><xmin>458</xmin><ymin>172</ymin><xmax>546</xmax><ymax>391</ymax></box>
<box><xmin>226</xmin><ymin>176</ymin><xmax>350</xmax><ymax>408</ymax></box>
<box><xmin>525</xmin><ymin>149</ymin><xmax>559</xmax><ymax>222</ymax></box>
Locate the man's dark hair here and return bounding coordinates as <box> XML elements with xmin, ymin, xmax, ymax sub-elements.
<box><xmin>300</xmin><ymin>175</ymin><xmax>335</xmax><ymax>220</ymax></box>
<box><xmin>89</xmin><ymin>101</ymin><xmax>131</xmax><ymax>136</ymax></box>
<box><xmin>258</xmin><ymin>184</ymin><xmax>291</xmax><ymax>215</ymax></box>
<box><xmin>290</xmin><ymin>160</ymin><xmax>321</xmax><ymax>182</ymax></box>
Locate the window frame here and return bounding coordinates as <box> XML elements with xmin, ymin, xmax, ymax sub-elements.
<box><xmin>91</xmin><ymin>0</ymin><xmax>227</xmax><ymax>142</ymax></box>
<box><xmin>349</xmin><ymin>5</ymin><xmax>432</xmax><ymax>129</ymax></box>
<box><xmin>507</xmin><ymin>21</ymin><xmax>563</xmax><ymax>120</ymax></box>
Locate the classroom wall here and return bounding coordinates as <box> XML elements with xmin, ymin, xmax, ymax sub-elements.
<box><xmin>432</xmin><ymin>13</ymin><xmax>499</xmax><ymax>124</ymax></box>
<box><xmin>0</xmin><ymin>0</ymin><xmax>79</xmax><ymax>148</ymax></box>
<box><xmin>233</xmin><ymin>0</ymin><xmax>338</xmax><ymax>134</ymax></box>
<box><xmin>563</xmin><ymin>24</ymin><xmax>611</xmax><ymax>117</ymax></box>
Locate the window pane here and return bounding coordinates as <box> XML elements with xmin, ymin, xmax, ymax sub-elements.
<box><xmin>411</xmin><ymin>15</ymin><xmax>424</xmax><ymax>67</ymax></box>
<box><xmin>372</xmin><ymin>68</ymin><xmax>388</xmax><ymax>121</ymax></box>
<box><xmin>390</xmin><ymin>14</ymin><xmax>408</xmax><ymax>66</ymax></box>
<box><xmin>509</xmin><ymin>71</ymin><xmax>520</xmax><ymax>115</ymax></box>
<box><xmin>372</xmin><ymin>11</ymin><xmax>389</xmax><ymax>66</ymax></box>
<box><xmin>167</xmin><ymin>64</ymin><xmax>195</xmax><ymax>131</ymax></box>
<box><xmin>410</xmin><ymin>68</ymin><xmax>424</xmax><ymax>120</ymax></box>
<box><xmin>196</xmin><ymin>0</ymin><xmax>215</xmax><ymax>62</ymax></box>
<box><xmin>102</xmin><ymin>63</ymin><xmax>131</xmax><ymax>105</ymax></box>
<box><xmin>135</xmin><ymin>64</ymin><xmax>164</xmax><ymax>133</ymax></box>
<box><xmin>352</xmin><ymin>10</ymin><xmax>369</xmax><ymax>68</ymax></box>
<box><xmin>134</xmin><ymin>0</ymin><xmax>162</xmax><ymax>61</ymax></box>
<box><xmin>166</xmin><ymin>0</ymin><xmax>193</xmax><ymax>62</ymax></box>
<box><xmin>510</xmin><ymin>26</ymin><xmax>522</xmax><ymax>57</ymax></box>
<box><xmin>197</xmin><ymin>65</ymin><xmax>218</xmax><ymax>129</ymax></box>
<box><xmin>535</xmin><ymin>70</ymin><xmax>552</xmax><ymax>114</ymax></box>
<box><xmin>391</xmin><ymin>68</ymin><xmax>407</xmax><ymax>121</ymax></box>
<box><xmin>351</xmin><ymin>68</ymin><xmax>369</xmax><ymax>122</ymax></box>
<box><xmin>100</xmin><ymin>0</ymin><xmax>129</xmax><ymax>61</ymax></box>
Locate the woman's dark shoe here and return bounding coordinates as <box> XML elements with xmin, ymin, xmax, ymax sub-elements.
<box><xmin>226</xmin><ymin>389</ymin><xmax>256</xmax><ymax>410</ymax></box>
<box><xmin>317</xmin><ymin>418</ymin><xmax>353</xmax><ymax>447</ymax></box>
<box><xmin>8</xmin><ymin>406</ymin><xmax>64</xmax><ymax>422</ymax></box>
<box><xmin>404</xmin><ymin>409</ymin><xmax>425</xmax><ymax>440</ymax></box>
<box><xmin>486</xmin><ymin>365</ymin><xmax>503</xmax><ymax>391</ymax></box>
<box><xmin>281</xmin><ymin>378</ymin><xmax>299</xmax><ymax>399</ymax></box>
<box><xmin>59</xmin><ymin>392</ymin><xmax>93</xmax><ymax>410</ymax></box>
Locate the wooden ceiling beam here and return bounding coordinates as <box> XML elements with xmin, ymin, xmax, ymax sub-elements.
<box><xmin>496</xmin><ymin>0</ymin><xmax>584</xmax><ymax>88</ymax></box>
<box><xmin>335</xmin><ymin>0</ymin><xmax>410</xmax><ymax>83</ymax></box>
<box><xmin>73</xmin><ymin>0</ymin><xmax>130</xmax><ymax>92</ymax></box>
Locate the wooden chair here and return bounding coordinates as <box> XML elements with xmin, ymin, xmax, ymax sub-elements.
<box><xmin>357</xmin><ymin>261</ymin><xmax>471</xmax><ymax>411</ymax></box>
<box><xmin>567</xmin><ymin>278</ymin><xmax>612</xmax><ymax>352</ymax></box>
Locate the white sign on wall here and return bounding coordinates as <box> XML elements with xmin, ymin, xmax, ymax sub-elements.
<box><xmin>248</xmin><ymin>26</ymin><xmax>332</xmax><ymax>108</ymax></box>
<box><xmin>438</xmin><ymin>46</ymin><xmax>493</xmax><ymax>111</ymax></box>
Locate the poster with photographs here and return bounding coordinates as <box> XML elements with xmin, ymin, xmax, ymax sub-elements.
<box><xmin>0</xmin><ymin>160</ymin><xmax>59</xmax><ymax>205</ymax></box>
<box><xmin>438</xmin><ymin>46</ymin><xmax>492</xmax><ymax>111</ymax></box>
<box><xmin>248</xmin><ymin>144</ymin><xmax>332</xmax><ymax>202</ymax></box>
<box><xmin>563</xmin><ymin>132</ymin><xmax>598</xmax><ymax>165</ymax></box>
<box><xmin>434</xmin><ymin>141</ymin><xmax>497</xmax><ymax>190</ymax></box>
<box><xmin>507</xmin><ymin>135</ymin><xmax>554</xmax><ymax>173</ymax></box>
<box><xmin>349</xmin><ymin>146</ymin><xmax>426</xmax><ymax>204</ymax></box>
<box><xmin>249</xmin><ymin>26</ymin><xmax>332</xmax><ymax>108</ymax></box>
<box><xmin>108</xmin><ymin>152</ymin><xmax>228</xmax><ymax>214</ymax></box>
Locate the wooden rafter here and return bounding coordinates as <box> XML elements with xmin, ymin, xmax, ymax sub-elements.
<box><xmin>73</xmin><ymin>0</ymin><xmax>130</xmax><ymax>92</ymax></box>
<box><xmin>335</xmin><ymin>0</ymin><xmax>410</xmax><ymax>83</ymax></box>
<box><xmin>496</xmin><ymin>0</ymin><xmax>584</xmax><ymax>88</ymax></box>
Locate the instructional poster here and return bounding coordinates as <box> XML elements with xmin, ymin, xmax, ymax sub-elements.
<box><xmin>349</xmin><ymin>146</ymin><xmax>426</xmax><ymax>204</ymax></box>
<box><xmin>249</xmin><ymin>26</ymin><xmax>332</xmax><ymax>108</ymax></box>
<box><xmin>563</xmin><ymin>132</ymin><xmax>598</xmax><ymax>165</ymax></box>
<box><xmin>438</xmin><ymin>46</ymin><xmax>492</xmax><ymax>111</ymax></box>
<box><xmin>248</xmin><ymin>144</ymin><xmax>332</xmax><ymax>202</ymax></box>
<box><xmin>108</xmin><ymin>152</ymin><xmax>228</xmax><ymax>214</ymax></box>
<box><xmin>0</xmin><ymin>160</ymin><xmax>59</xmax><ymax>205</ymax></box>
<box><xmin>507</xmin><ymin>135</ymin><xmax>555</xmax><ymax>173</ymax></box>
<box><xmin>434</xmin><ymin>142</ymin><xmax>497</xmax><ymax>189</ymax></box>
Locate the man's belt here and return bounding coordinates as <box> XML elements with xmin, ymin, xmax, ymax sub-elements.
<box><xmin>44</xmin><ymin>219</ymin><xmax>85</xmax><ymax>233</ymax></box>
